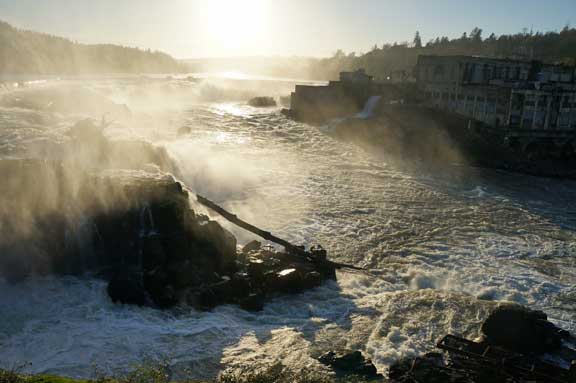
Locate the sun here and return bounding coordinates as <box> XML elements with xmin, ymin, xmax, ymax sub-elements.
<box><xmin>202</xmin><ymin>0</ymin><xmax>270</xmax><ymax>55</ymax></box>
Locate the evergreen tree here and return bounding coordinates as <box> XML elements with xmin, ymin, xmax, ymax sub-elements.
<box><xmin>413</xmin><ymin>31</ymin><xmax>423</xmax><ymax>48</ymax></box>
<box><xmin>470</xmin><ymin>27</ymin><xmax>483</xmax><ymax>43</ymax></box>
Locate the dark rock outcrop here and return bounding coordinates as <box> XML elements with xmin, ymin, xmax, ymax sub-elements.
<box><xmin>0</xmin><ymin>158</ymin><xmax>336</xmax><ymax>312</ymax></box>
<box><xmin>388</xmin><ymin>305</ymin><xmax>576</xmax><ymax>383</ymax></box>
<box><xmin>388</xmin><ymin>353</ymin><xmax>450</xmax><ymax>383</ymax></box>
<box><xmin>481</xmin><ymin>305</ymin><xmax>570</xmax><ymax>355</ymax></box>
<box><xmin>319</xmin><ymin>350</ymin><xmax>382</xmax><ymax>380</ymax></box>
<box><xmin>107</xmin><ymin>270</ymin><xmax>149</xmax><ymax>306</ymax></box>
<box><xmin>248</xmin><ymin>96</ymin><xmax>277</xmax><ymax>107</ymax></box>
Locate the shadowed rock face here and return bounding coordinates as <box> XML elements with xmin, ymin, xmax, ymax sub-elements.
<box><xmin>387</xmin><ymin>304</ymin><xmax>576</xmax><ymax>383</ymax></box>
<box><xmin>319</xmin><ymin>350</ymin><xmax>382</xmax><ymax>380</ymax></box>
<box><xmin>1</xmin><ymin>158</ymin><xmax>336</xmax><ymax>311</ymax></box>
<box><xmin>248</xmin><ymin>96</ymin><xmax>277</xmax><ymax>107</ymax></box>
<box><xmin>481</xmin><ymin>305</ymin><xmax>570</xmax><ymax>355</ymax></box>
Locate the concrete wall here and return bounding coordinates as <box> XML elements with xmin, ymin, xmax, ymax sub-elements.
<box><xmin>416</xmin><ymin>55</ymin><xmax>576</xmax><ymax>134</ymax></box>
<box><xmin>290</xmin><ymin>83</ymin><xmax>361</xmax><ymax>124</ymax></box>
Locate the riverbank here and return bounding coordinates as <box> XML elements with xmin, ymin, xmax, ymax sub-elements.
<box><xmin>328</xmin><ymin>103</ymin><xmax>576</xmax><ymax>179</ymax></box>
<box><xmin>0</xmin><ymin>368</ymin><xmax>374</xmax><ymax>383</ymax></box>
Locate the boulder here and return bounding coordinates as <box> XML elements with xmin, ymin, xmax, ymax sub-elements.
<box><xmin>143</xmin><ymin>269</ymin><xmax>177</xmax><ymax>308</ymax></box>
<box><xmin>318</xmin><ymin>350</ymin><xmax>382</xmax><ymax>380</ymax></box>
<box><xmin>302</xmin><ymin>271</ymin><xmax>323</xmax><ymax>289</ymax></box>
<box><xmin>481</xmin><ymin>305</ymin><xmax>566</xmax><ymax>355</ymax></box>
<box><xmin>107</xmin><ymin>271</ymin><xmax>149</xmax><ymax>306</ymax></box>
<box><xmin>239</xmin><ymin>291</ymin><xmax>265</xmax><ymax>312</ymax></box>
<box><xmin>248</xmin><ymin>96</ymin><xmax>277</xmax><ymax>107</ymax></box>
<box><xmin>265</xmin><ymin>268</ymin><xmax>304</xmax><ymax>294</ymax></box>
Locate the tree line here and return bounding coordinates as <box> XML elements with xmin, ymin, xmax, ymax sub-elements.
<box><xmin>0</xmin><ymin>20</ymin><xmax>185</xmax><ymax>75</ymax></box>
<box><xmin>306</xmin><ymin>26</ymin><xmax>576</xmax><ymax>80</ymax></box>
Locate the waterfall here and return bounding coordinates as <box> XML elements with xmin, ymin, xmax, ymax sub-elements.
<box><xmin>355</xmin><ymin>96</ymin><xmax>382</xmax><ymax>119</ymax></box>
<box><xmin>320</xmin><ymin>96</ymin><xmax>382</xmax><ymax>133</ymax></box>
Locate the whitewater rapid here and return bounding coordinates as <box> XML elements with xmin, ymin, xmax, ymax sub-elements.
<box><xmin>0</xmin><ymin>77</ymin><xmax>575</xmax><ymax>378</ymax></box>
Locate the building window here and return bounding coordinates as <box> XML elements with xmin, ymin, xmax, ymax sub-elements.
<box><xmin>434</xmin><ymin>65</ymin><xmax>445</xmax><ymax>79</ymax></box>
<box><xmin>483</xmin><ymin>64</ymin><xmax>490</xmax><ymax>82</ymax></box>
<box><xmin>537</xmin><ymin>97</ymin><xmax>547</xmax><ymax>108</ymax></box>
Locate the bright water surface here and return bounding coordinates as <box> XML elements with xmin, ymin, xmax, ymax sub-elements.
<box><xmin>0</xmin><ymin>75</ymin><xmax>575</xmax><ymax>378</ymax></box>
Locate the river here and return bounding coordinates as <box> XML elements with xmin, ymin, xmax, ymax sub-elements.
<box><xmin>0</xmin><ymin>74</ymin><xmax>575</xmax><ymax>379</ymax></box>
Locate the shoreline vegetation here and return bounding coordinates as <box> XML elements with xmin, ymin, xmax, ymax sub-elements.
<box><xmin>3</xmin><ymin>19</ymin><xmax>574</xmax><ymax>81</ymax></box>
<box><xmin>186</xmin><ymin>27</ymin><xmax>576</xmax><ymax>81</ymax></box>
<box><xmin>0</xmin><ymin>365</ymin><xmax>374</xmax><ymax>383</ymax></box>
<box><xmin>305</xmin><ymin>26</ymin><xmax>576</xmax><ymax>81</ymax></box>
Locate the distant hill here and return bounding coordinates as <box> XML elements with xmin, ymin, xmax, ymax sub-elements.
<box><xmin>0</xmin><ymin>20</ymin><xmax>185</xmax><ymax>75</ymax></box>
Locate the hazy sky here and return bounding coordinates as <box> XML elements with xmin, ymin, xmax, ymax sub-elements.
<box><xmin>0</xmin><ymin>0</ymin><xmax>574</xmax><ymax>58</ymax></box>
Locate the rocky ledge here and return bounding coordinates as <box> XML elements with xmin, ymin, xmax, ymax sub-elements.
<box><xmin>0</xmin><ymin>158</ymin><xmax>336</xmax><ymax>311</ymax></box>
<box><xmin>388</xmin><ymin>305</ymin><xmax>576</xmax><ymax>383</ymax></box>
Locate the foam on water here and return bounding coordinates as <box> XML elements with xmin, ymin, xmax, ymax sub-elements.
<box><xmin>1</xmin><ymin>78</ymin><xmax>576</xmax><ymax>378</ymax></box>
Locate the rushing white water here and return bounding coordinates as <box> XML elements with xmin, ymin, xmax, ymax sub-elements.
<box><xmin>356</xmin><ymin>96</ymin><xmax>382</xmax><ymax>119</ymax></box>
<box><xmin>1</xmin><ymin>76</ymin><xmax>575</xmax><ymax>379</ymax></box>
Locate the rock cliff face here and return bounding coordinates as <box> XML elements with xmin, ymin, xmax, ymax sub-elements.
<box><xmin>0</xmin><ymin>158</ymin><xmax>335</xmax><ymax>311</ymax></box>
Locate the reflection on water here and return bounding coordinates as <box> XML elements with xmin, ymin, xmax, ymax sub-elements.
<box><xmin>0</xmin><ymin>77</ymin><xmax>575</xmax><ymax>378</ymax></box>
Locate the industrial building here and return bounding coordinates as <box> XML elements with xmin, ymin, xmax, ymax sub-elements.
<box><xmin>416</xmin><ymin>55</ymin><xmax>576</xmax><ymax>133</ymax></box>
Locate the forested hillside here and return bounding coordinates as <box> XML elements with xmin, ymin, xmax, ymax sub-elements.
<box><xmin>308</xmin><ymin>27</ymin><xmax>576</xmax><ymax>80</ymax></box>
<box><xmin>0</xmin><ymin>21</ymin><xmax>185</xmax><ymax>75</ymax></box>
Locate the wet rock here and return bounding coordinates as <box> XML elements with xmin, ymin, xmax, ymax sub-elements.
<box><xmin>389</xmin><ymin>307</ymin><xmax>576</xmax><ymax>383</ymax></box>
<box><xmin>389</xmin><ymin>353</ymin><xmax>449</xmax><ymax>383</ymax></box>
<box><xmin>141</xmin><ymin>237</ymin><xmax>167</xmax><ymax>269</ymax></box>
<box><xmin>107</xmin><ymin>271</ymin><xmax>148</xmax><ymax>306</ymax></box>
<box><xmin>0</xmin><ymin>158</ymin><xmax>337</xmax><ymax>312</ymax></box>
<box><xmin>0</xmin><ymin>249</ymin><xmax>32</xmax><ymax>283</ymax></box>
<box><xmin>165</xmin><ymin>261</ymin><xmax>202</xmax><ymax>289</ymax></box>
<box><xmin>247</xmin><ymin>257</ymin><xmax>268</xmax><ymax>283</ymax></box>
<box><xmin>211</xmin><ymin>276</ymin><xmax>246</xmax><ymax>303</ymax></box>
<box><xmin>302</xmin><ymin>271</ymin><xmax>323</xmax><ymax>289</ymax></box>
<box><xmin>248</xmin><ymin>96</ymin><xmax>277</xmax><ymax>107</ymax></box>
<box><xmin>481</xmin><ymin>305</ymin><xmax>566</xmax><ymax>355</ymax></box>
<box><xmin>186</xmin><ymin>288</ymin><xmax>221</xmax><ymax>311</ymax></box>
<box><xmin>239</xmin><ymin>291</ymin><xmax>265</xmax><ymax>312</ymax></box>
<box><xmin>319</xmin><ymin>350</ymin><xmax>382</xmax><ymax>380</ymax></box>
<box><xmin>194</xmin><ymin>220</ymin><xmax>238</xmax><ymax>273</ymax></box>
<box><xmin>265</xmin><ymin>268</ymin><xmax>304</xmax><ymax>294</ymax></box>
<box><xmin>242</xmin><ymin>240</ymin><xmax>261</xmax><ymax>254</ymax></box>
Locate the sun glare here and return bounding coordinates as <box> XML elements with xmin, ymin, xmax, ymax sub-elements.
<box><xmin>202</xmin><ymin>0</ymin><xmax>270</xmax><ymax>55</ymax></box>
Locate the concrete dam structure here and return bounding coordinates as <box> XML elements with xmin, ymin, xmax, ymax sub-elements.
<box><xmin>286</xmin><ymin>58</ymin><xmax>576</xmax><ymax>176</ymax></box>
<box><xmin>287</xmin><ymin>69</ymin><xmax>407</xmax><ymax>124</ymax></box>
